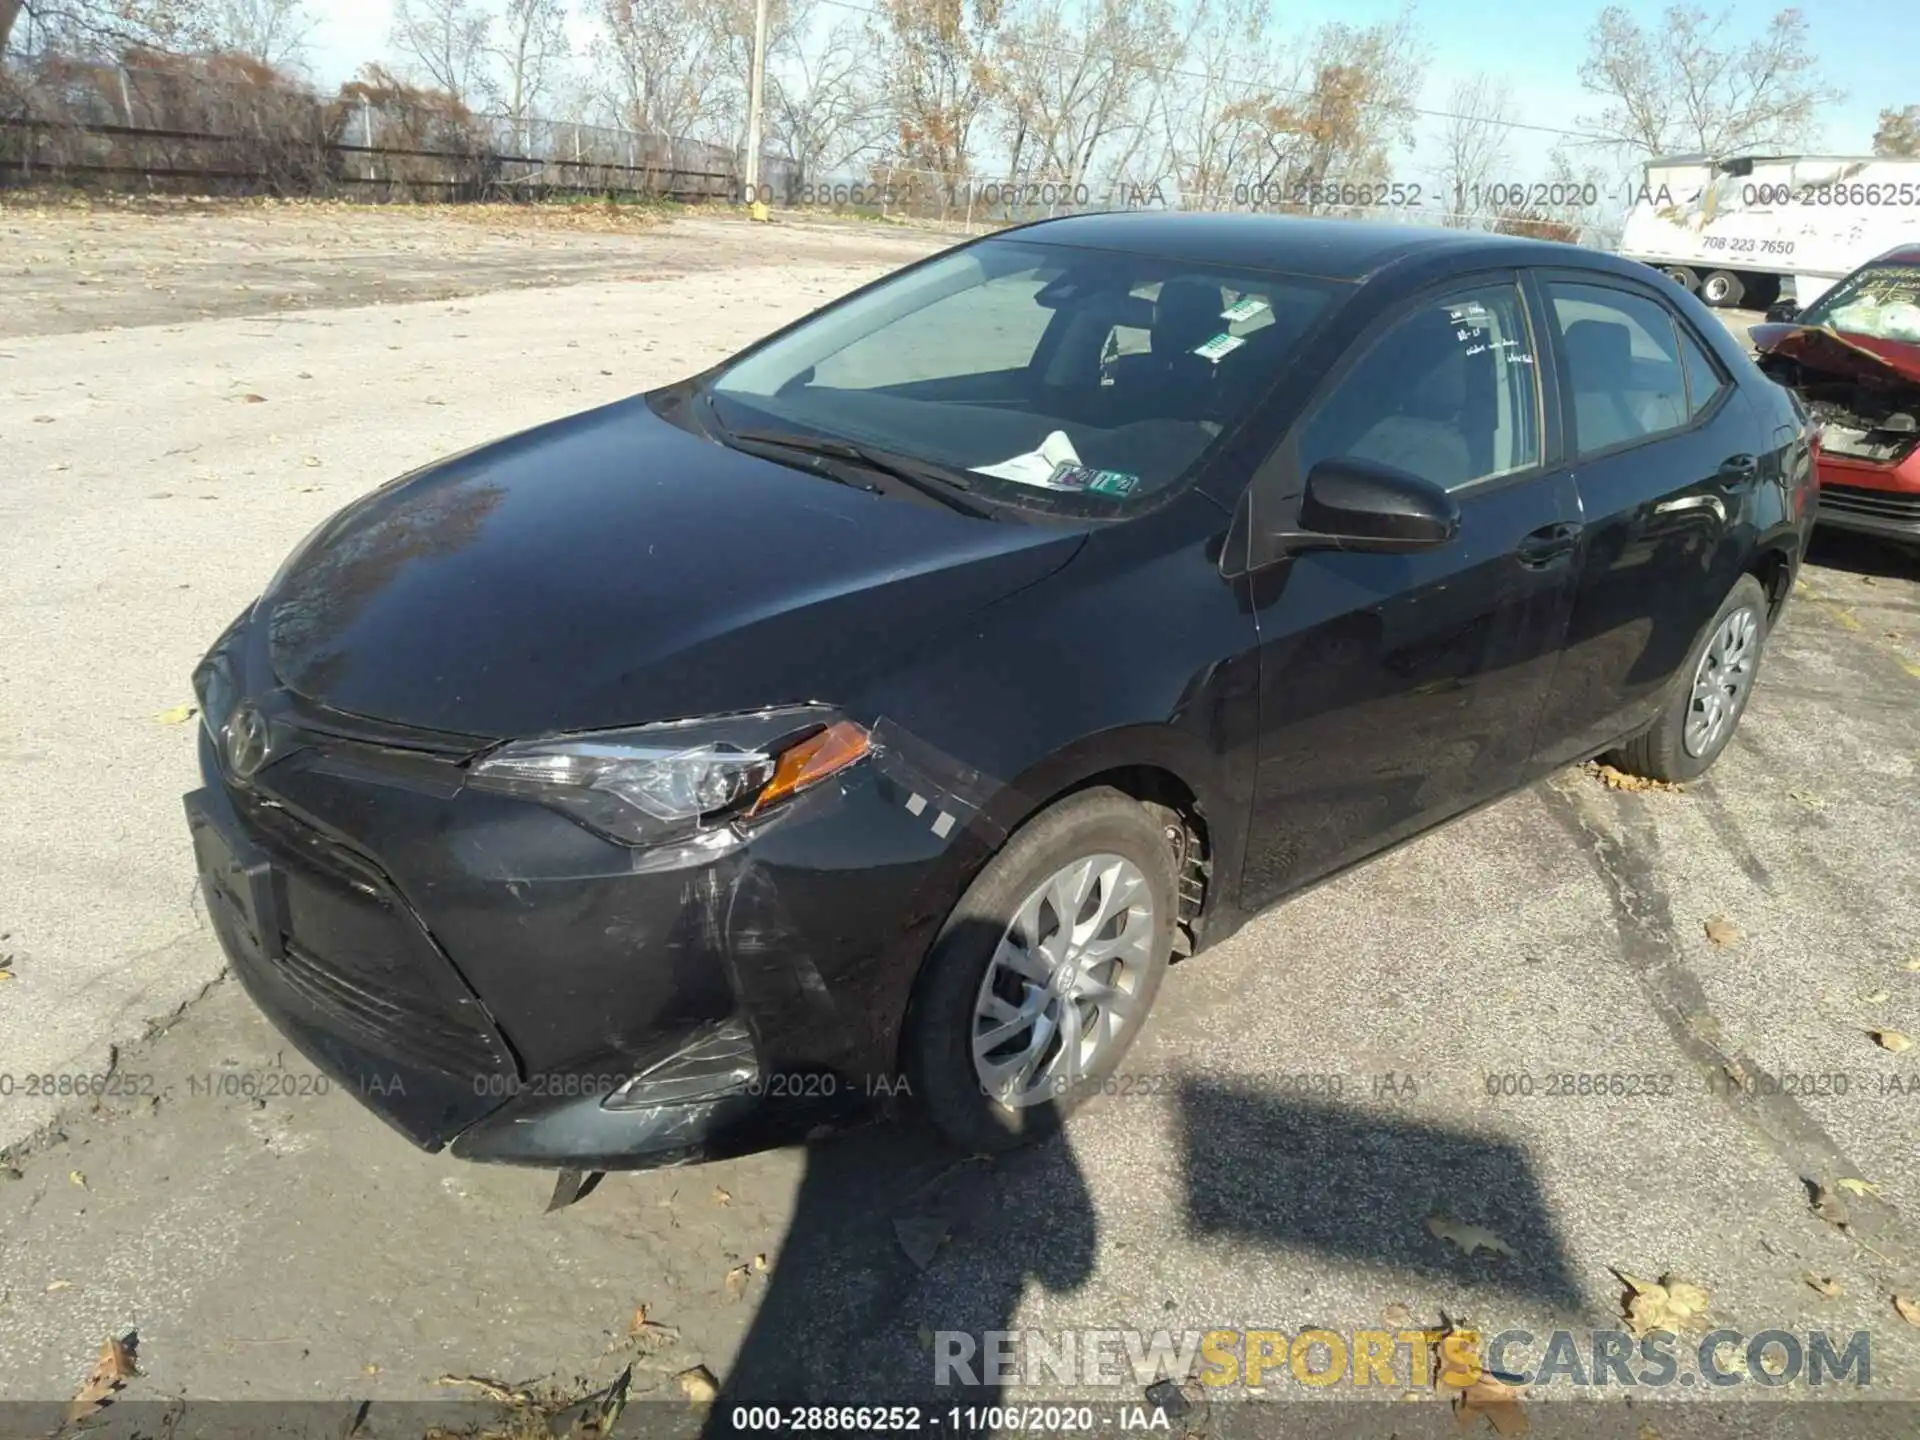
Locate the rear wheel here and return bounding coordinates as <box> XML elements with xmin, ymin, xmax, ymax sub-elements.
<box><xmin>905</xmin><ymin>788</ymin><xmax>1176</xmax><ymax>1153</ymax></box>
<box><xmin>1700</xmin><ymin>270</ymin><xmax>1746</xmax><ymax>307</ymax></box>
<box><xmin>1606</xmin><ymin>574</ymin><xmax>1769</xmax><ymax>783</ymax></box>
<box><xmin>1665</xmin><ymin>266</ymin><xmax>1700</xmax><ymax>293</ymax></box>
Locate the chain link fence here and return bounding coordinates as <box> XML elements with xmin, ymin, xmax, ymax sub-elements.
<box><xmin>0</xmin><ymin>57</ymin><xmax>795</xmax><ymax>203</ymax></box>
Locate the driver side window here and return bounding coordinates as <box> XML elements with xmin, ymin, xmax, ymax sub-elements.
<box><xmin>1298</xmin><ymin>284</ymin><xmax>1543</xmax><ymax>492</ymax></box>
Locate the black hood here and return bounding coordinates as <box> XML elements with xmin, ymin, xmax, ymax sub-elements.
<box><xmin>265</xmin><ymin>396</ymin><xmax>1084</xmax><ymax>737</ymax></box>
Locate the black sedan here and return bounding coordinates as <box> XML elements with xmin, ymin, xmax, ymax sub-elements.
<box><xmin>185</xmin><ymin>213</ymin><xmax>1815</xmax><ymax>1168</ymax></box>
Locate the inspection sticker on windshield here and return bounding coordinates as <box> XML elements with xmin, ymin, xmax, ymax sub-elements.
<box><xmin>1046</xmin><ymin>464</ymin><xmax>1138</xmax><ymax>496</ymax></box>
<box><xmin>1220</xmin><ymin>296</ymin><xmax>1268</xmax><ymax>323</ymax></box>
<box><xmin>1192</xmin><ymin>331</ymin><xmax>1245</xmax><ymax>363</ymax></box>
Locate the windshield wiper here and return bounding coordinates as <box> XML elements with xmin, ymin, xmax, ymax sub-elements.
<box><xmin>724</xmin><ymin>427</ymin><xmax>999</xmax><ymax>520</ymax></box>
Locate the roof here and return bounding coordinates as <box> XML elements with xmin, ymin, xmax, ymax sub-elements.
<box><xmin>1004</xmin><ymin>210</ymin><xmax>1588</xmax><ymax>282</ymax></box>
<box><xmin>1873</xmin><ymin>243</ymin><xmax>1920</xmax><ymax>265</ymax></box>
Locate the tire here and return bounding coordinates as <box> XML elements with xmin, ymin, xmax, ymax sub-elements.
<box><xmin>904</xmin><ymin>787</ymin><xmax>1177</xmax><ymax>1153</ymax></box>
<box><xmin>1666</xmin><ymin>266</ymin><xmax>1700</xmax><ymax>293</ymax></box>
<box><xmin>1700</xmin><ymin>270</ymin><xmax>1746</xmax><ymax>308</ymax></box>
<box><xmin>1606</xmin><ymin>574</ymin><xmax>1769</xmax><ymax>783</ymax></box>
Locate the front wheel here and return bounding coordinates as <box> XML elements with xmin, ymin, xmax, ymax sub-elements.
<box><xmin>1665</xmin><ymin>266</ymin><xmax>1700</xmax><ymax>293</ymax></box>
<box><xmin>904</xmin><ymin>788</ymin><xmax>1177</xmax><ymax>1153</ymax></box>
<box><xmin>1606</xmin><ymin>574</ymin><xmax>1769</xmax><ymax>783</ymax></box>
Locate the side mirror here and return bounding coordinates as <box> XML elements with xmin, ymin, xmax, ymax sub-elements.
<box><xmin>1292</xmin><ymin>457</ymin><xmax>1461</xmax><ymax>553</ymax></box>
<box><xmin>1765</xmin><ymin>298</ymin><xmax>1801</xmax><ymax>324</ymax></box>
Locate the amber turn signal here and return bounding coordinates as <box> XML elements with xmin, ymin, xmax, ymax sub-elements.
<box><xmin>748</xmin><ymin>720</ymin><xmax>871</xmax><ymax>816</ymax></box>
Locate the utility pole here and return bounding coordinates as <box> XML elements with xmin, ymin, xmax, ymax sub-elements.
<box><xmin>743</xmin><ymin>0</ymin><xmax>769</xmax><ymax>211</ymax></box>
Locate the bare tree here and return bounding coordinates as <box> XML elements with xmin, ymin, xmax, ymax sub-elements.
<box><xmin>588</xmin><ymin>0</ymin><xmax>725</xmax><ymax>140</ymax></box>
<box><xmin>486</xmin><ymin>0</ymin><xmax>569</xmax><ymax>130</ymax></box>
<box><xmin>1875</xmin><ymin>106</ymin><xmax>1920</xmax><ymax>158</ymax></box>
<box><xmin>1430</xmin><ymin>73</ymin><xmax>1512</xmax><ymax>227</ymax></box>
<box><xmin>1577</xmin><ymin>5</ymin><xmax>1842</xmax><ymax>159</ymax></box>
<box><xmin>994</xmin><ymin>0</ymin><xmax>1174</xmax><ymax>196</ymax></box>
<box><xmin>872</xmin><ymin>0</ymin><xmax>1007</xmax><ymax>185</ymax></box>
<box><xmin>768</xmin><ymin>16</ymin><xmax>886</xmax><ymax>188</ymax></box>
<box><xmin>6</xmin><ymin>0</ymin><xmax>207</xmax><ymax>58</ymax></box>
<box><xmin>1154</xmin><ymin>0</ymin><xmax>1275</xmax><ymax>207</ymax></box>
<box><xmin>1243</xmin><ymin>7</ymin><xmax>1427</xmax><ymax>211</ymax></box>
<box><xmin>203</xmin><ymin>0</ymin><xmax>313</xmax><ymax>69</ymax></box>
<box><xmin>390</xmin><ymin>0</ymin><xmax>492</xmax><ymax>108</ymax></box>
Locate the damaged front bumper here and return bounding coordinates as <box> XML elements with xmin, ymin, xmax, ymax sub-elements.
<box><xmin>186</xmin><ymin>704</ymin><xmax>989</xmax><ymax>1169</ymax></box>
<box><xmin>1757</xmin><ymin>325</ymin><xmax>1920</xmax><ymax>541</ymax></box>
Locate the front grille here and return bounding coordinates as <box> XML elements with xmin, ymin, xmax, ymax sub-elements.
<box><xmin>278</xmin><ymin>940</ymin><xmax>505</xmax><ymax>1076</ymax></box>
<box><xmin>1819</xmin><ymin>483</ymin><xmax>1920</xmax><ymax>524</ymax></box>
<box><xmin>218</xmin><ymin>776</ymin><xmax>514</xmax><ymax>1082</ymax></box>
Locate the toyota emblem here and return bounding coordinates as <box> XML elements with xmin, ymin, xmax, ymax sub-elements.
<box><xmin>223</xmin><ymin>705</ymin><xmax>271</xmax><ymax>779</ymax></box>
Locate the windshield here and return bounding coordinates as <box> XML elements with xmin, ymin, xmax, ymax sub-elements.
<box><xmin>1800</xmin><ymin>262</ymin><xmax>1920</xmax><ymax>344</ymax></box>
<box><xmin>706</xmin><ymin>238</ymin><xmax>1342</xmax><ymax>515</ymax></box>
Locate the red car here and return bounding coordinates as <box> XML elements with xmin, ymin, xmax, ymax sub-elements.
<box><xmin>1750</xmin><ymin>244</ymin><xmax>1920</xmax><ymax>546</ymax></box>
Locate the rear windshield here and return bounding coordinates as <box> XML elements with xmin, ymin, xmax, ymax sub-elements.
<box><xmin>706</xmin><ymin>238</ymin><xmax>1342</xmax><ymax>515</ymax></box>
<box><xmin>1801</xmin><ymin>262</ymin><xmax>1920</xmax><ymax>343</ymax></box>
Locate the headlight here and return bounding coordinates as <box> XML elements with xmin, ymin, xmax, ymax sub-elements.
<box><xmin>191</xmin><ymin>613</ymin><xmax>249</xmax><ymax>743</ymax></box>
<box><xmin>466</xmin><ymin>708</ymin><xmax>870</xmax><ymax>846</ymax></box>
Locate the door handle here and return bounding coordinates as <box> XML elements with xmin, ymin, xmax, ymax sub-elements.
<box><xmin>1718</xmin><ymin>453</ymin><xmax>1758</xmax><ymax>483</ymax></box>
<box><xmin>1516</xmin><ymin>522</ymin><xmax>1581</xmax><ymax>569</ymax></box>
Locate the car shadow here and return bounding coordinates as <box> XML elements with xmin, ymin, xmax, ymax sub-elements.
<box><xmin>698</xmin><ymin>1118</ymin><xmax>1097</xmax><ymax>1438</ymax></box>
<box><xmin>1806</xmin><ymin>526</ymin><xmax>1919</xmax><ymax>580</ymax></box>
<box><xmin>1178</xmin><ymin>1078</ymin><xmax>1583</xmax><ymax>1311</ymax></box>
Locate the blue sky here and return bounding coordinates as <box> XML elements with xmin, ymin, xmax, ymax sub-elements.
<box><xmin>303</xmin><ymin>0</ymin><xmax>1907</xmax><ymax>173</ymax></box>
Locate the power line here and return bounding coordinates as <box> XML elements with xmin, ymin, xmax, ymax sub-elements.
<box><xmin>808</xmin><ymin>0</ymin><xmax>1620</xmax><ymax>146</ymax></box>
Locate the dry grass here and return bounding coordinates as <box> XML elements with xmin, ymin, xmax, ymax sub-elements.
<box><xmin>0</xmin><ymin>188</ymin><xmax>675</xmax><ymax>233</ymax></box>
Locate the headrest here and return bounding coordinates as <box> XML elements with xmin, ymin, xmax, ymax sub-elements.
<box><xmin>1563</xmin><ymin>318</ymin><xmax>1632</xmax><ymax>380</ymax></box>
<box><xmin>1151</xmin><ymin>279</ymin><xmax>1228</xmax><ymax>356</ymax></box>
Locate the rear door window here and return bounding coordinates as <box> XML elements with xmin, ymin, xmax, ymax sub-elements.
<box><xmin>1677</xmin><ymin>327</ymin><xmax>1729</xmax><ymax>418</ymax></box>
<box><xmin>1545</xmin><ymin>283</ymin><xmax>1691</xmax><ymax>455</ymax></box>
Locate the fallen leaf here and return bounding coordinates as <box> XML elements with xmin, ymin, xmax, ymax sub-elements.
<box><xmin>1812</xmin><ymin>1184</ymin><xmax>1851</xmax><ymax>1230</ymax></box>
<box><xmin>1906</xmin><ymin>957</ymin><xmax>1920</xmax><ymax>972</ymax></box>
<box><xmin>33</xmin><ymin>414</ymin><xmax>54</xmax><ymax>423</ymax></box>
<box><xmin>1787</xmin><ymin>789</ymin><xmax>1822</xmax><ymax>808</ymax></box>
<box><xmin>1836</xmin><ymin>1178</ymin><xmax>1881</xmax><ymax>1198</ymax></box>
<box><xmin>1453</xmin><ymin>1373</ymin><xmax>1529</xmax><ymax>1436</ymax></box>
<box><xmin>723</xmin><ymin>1263</ymin><xmax>751</xmax><ymax>1301</ymax></box>
<box><xmin>1703</xmin><ymin>916</ymin><xmax>1742</xmax><ymax>947</ymax></box>
<box><xmin>47</xmin><ymin>1280</ymin><xmax>71</xmax><ymax>1292</ymax></box>
<box><xmin>239</xmin><ymin>393</ymin><xmax>267</xmax><ymax>403</ymax></box>
<box><xmin>302</xmin><ymin>456</ymin><xmax>321</xmax><ymax>467</ymax></box>
<box><xmin>435</xmin><ymin>1374</ymin><xmax>532</xmax><ymax>1405</ymax></box>
<box><xmin>67</xmin><ymin>1334</ymin><xmax>138</xmax><ymax>1423</ymax></box>
<box><xmin>1585</xmin><ymin>761</ymin><xmax>1684</xmax><ymax>794</ymax></box>
<box><xmin>916</xmin><ymin>1325</ymin><xmax>935</xmax><ymax>1352</ymax></box>
<box><xmin>364</xmin><ymin>1364</ymin><xmax>379</xmax><ymax>1375</ymax></box>
<box><xmin>1864</xmin><ymin>991</ymin><xmax>1890</xmax><ymax>1005</ymax></box>
<box><xmin>1383</xmin><ymin>1302</ymin><xmax>1412</xmax><ymax>1325</ymax></box>
<box><xmin>751</xmin><ymin>1253</ymin><xmax>768</xmax><ymax>1272</ymax></box>
<box><xmin>69</xmin><ymin>1170</ymin><xmax>86</xmax><ymax>1188</ymax></box>
<box><xmin>1870</xmin><ymin>1030</ymin><xmax>1912</xmax><ymax>1054</ymax></box>
<box><xmin>674</xmin><ymin>1364</ymin><xmax>718</xmax><ymax>1402</ymax></box>
<box><xmin>1895</xmin><ymin>1296</ymin><xmax>1920</xmax><ymax>1327</ymax></box>
<box><xmin>155</xmin><ymin>704</ymin><xmax>198</xmax><ymax>725</ymax></box>
<box><xmin>596</xmin><ymin>1365</ymin><xmax>632</xmax><ymax>1435</ymax></box>
<box><xmin>711</xmin><ymin>1186</ymin><xmax>731</xmax><ymax>1206</ymax></box>
<box><xmin>1805</xmin><ymin>1273</ymin><xmax>1843</xmax><ymax>1299</ymax></box>
<box><xmin>1617</xmin><ymin>1271</ymin><xmax>1711</xmax><ymax>1336</ymax></box>
<box><xmin>1426</xmin><ymin>1214</ymin><xmax>1516</xmax><ymax>1259</ymax></box>
<box><xmin>894</xmin><ymin>1217</ymin><xmax>950</xmax><ymax>1270</ymax></box>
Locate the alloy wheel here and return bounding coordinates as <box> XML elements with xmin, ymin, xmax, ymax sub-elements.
<box><xmin>970</xmin><ymin>853</ymin><xmax>1155</xmax><ymax>1108</ymax></box>
<box><xmin>1684</xmin><ymin>605</ymin><xmax>1759</xmax><ymax>757</ymax></box>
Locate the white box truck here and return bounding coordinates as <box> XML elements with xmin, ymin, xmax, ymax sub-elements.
<box><xmin>1616</xmin><ymin>153</ymin><xmax>1920</xmax><ymax>311</ymax></box>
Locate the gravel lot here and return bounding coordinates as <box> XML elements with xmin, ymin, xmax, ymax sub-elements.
<box><xmin>2</xmin><ymin>203</ymin><xmax>1918</xmax><ymax>1434</ymax></box>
